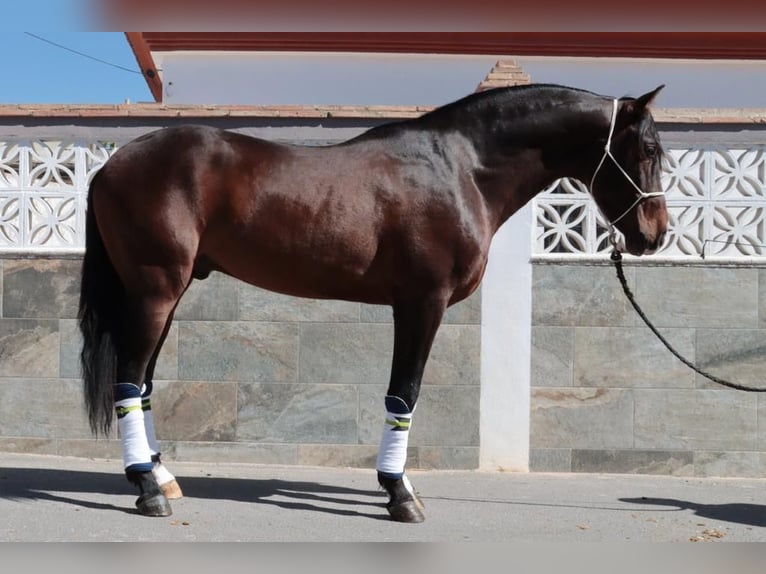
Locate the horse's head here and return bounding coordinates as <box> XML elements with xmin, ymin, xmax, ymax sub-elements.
<box><xmin>589</xmin><ymin>86</ymin><xmax>668</xmax><ymax>256</ymax></box>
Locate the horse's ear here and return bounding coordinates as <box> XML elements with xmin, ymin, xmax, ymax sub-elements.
<box><xmin>636</xmin><ymin>84</ymin><xmax>665</xmax><ymax>109</ymax></box>
<box><xmin>621</xmin><ymin>84</ymin><xmax>665</xmax><ymax>119</ymax></box>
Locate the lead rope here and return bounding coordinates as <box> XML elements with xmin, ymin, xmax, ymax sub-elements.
<box><xmin>594</xmin><ymin>98</ymin><xmax>761</xmax><ymax>391</ymax></box>
<box><xmin>610</xmin><ymin>246</ymin><xmax>766</xmax><ymax>392</ymax></box>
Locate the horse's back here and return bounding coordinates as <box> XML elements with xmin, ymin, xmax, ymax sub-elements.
<box><xmin>93</xmin><ymin>124</ymin><xmax>291</xmax><ymax>233</ymax></box>
<box><xmin>99</xmin><ymin>125</ymin><xmax>286</xmax><ymax>183</ymax></box>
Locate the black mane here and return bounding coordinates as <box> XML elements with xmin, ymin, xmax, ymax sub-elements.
<box><xmin>423</xmin><ymin>83</ymin><xmax>604</xmax><ymax>119</ymax></box>
<box><xmin>350</xmin><ymin>84</ymin><xmax>609</xmax><ymax>143</ymax></box>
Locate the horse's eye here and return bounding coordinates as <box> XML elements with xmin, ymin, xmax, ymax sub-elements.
<box><xmin>645</xmin><ymin>145</ymin><xmax>657</xmax><ymax>158</ymax></box>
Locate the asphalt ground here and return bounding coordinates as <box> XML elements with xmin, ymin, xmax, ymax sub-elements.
<box><xmin>2</xmin><ymin>452</ymin><xmax>766</xmax><ymax>546</ymax></box>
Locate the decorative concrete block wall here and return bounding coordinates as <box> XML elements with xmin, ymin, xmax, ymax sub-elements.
<box><xmin>0</xmin><ymin>257</ymin><xmax>481</xmax><ymax>470</ymax></box>
<box><xmin>529</xmin><ymin>262</ymin><xmax>766</xmax><ymax>477</ymax></box>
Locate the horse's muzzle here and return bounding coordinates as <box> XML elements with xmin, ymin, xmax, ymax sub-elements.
<box><xmin>636</xmin><ymin>197</ymin><xmax>668</xmax><ymax>255</ymax></box>
<box><xmin>617</xmin><ymin>227</ymin><xmax>665</xmax><ymax>256</ymax></box>
<box><xmin>625</xmin><ymin>229</ymin><xmax>666</xmax><ymax>256</ymax></box>
<box><xmin>645</xmin><ymin>229</ymin><xmax>667</xmax><ymax>255</ymax></box>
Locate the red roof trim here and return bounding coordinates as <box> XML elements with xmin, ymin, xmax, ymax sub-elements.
<box><xmin>139</xmin><ymin>32</ymin><xmax>766</xmax><ymax>59</ymax></box>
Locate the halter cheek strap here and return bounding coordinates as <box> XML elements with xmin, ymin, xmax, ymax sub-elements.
<box><xmin>589</xmin><ymin>98</ymin><xmax>665</xmax><ymax>229</ymax></box>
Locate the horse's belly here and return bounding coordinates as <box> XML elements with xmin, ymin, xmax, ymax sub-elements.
<box><xmin>201</xmin><ymin>238</ymin><xmax>391</xmax><ymax>304</ymax></box>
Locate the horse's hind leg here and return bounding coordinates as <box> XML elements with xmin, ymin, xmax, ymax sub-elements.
<box><xmin>114</xmin><ymin>272</ymin><xmax>190</xmax><ymax>516</ymax></box>
<box><xmin>141</xmin><ymin>310</ymin><xmax>185</xmax><ymax>500</ymax></box>
<box><xmin>377</xmin><ymin>296</ymin><xmax>447</xmax><ymax>523</ymax></box>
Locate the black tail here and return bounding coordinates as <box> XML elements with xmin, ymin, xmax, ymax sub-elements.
<box><xmin>78</xmin><ymin>177</ymin><xmax>123</xmax><ymax>435</ymax></box>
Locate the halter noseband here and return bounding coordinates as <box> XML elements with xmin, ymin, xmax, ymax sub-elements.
<box><xmin>589</xmin><ymin>99</ymin><xmax>665</xmax><ymax>237</ymax></box>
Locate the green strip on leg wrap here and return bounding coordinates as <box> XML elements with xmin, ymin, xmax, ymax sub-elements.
<box><xmin>385</xmin><ymin>417</ymin><xmax>411</xmax><ymax>430</ymax></box>
<box><xmin>116</xmin><ymin>404</ymin><xmax>142</xmax><ymax>418</ymax></box>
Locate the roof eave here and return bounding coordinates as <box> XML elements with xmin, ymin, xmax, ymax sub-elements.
<box><xmin>125</xmin><ymin>32</ymin><xmax>163</xmax><ymax>102</ymax></box>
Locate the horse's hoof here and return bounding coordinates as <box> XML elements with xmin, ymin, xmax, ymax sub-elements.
<box><xmin>387</xmin><ymin>499</ymin><xmax>425</xmax><ymax>523</ymax></box>
<box><xmin>160</xmin><ymin>479</ymin><xmax>183</xmax><ymax>500</ymax></box>
<box><xmin>135</xmin><ymin>492</ymin><xmax>172</xmax><ymax>517</ymax></box>
<box><xmin>377</xmin><ymin>472</ymin><xmax>426</xmax><ymax>523</ymax></box>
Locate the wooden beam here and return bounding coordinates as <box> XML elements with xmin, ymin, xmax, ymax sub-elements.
<box><xmin>125</xmin><ymin>32</ymin><xmax>163</xmax><ymax>102</ymax></box>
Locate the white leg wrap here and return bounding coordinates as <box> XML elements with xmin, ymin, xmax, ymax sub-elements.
<box><xmin>376</xmin><ymin>396</ymin><xmax>414</xmax><ymax>478</ymax></box>
<box><xmin>142</xmin><ymin>398</ymin><xmax>161</xmax><ymax>455</ymax></box>
<box><xmin>115</xmin><ymin>394</ymin><xmax>153</xmax><ymax>471</ymax></box>
<box><xmin>140</xmin><ymin>384</ymin><xmax>177</xmax><ymax>486</ymax></box>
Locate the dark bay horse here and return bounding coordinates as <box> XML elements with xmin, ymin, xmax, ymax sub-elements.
<box><xmin>79</xmin><ymin>83</ymin><xmax>668</xmax><ymax>522</ymax></box>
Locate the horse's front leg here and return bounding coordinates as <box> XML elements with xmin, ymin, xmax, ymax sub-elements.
<box><xmin>377</xmin><ymin>297</ymin><xmax>447</xmax><ymax>523</ymax></box>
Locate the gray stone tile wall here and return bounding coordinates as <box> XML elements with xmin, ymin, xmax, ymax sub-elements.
<box><xmin>6</xmin><ymin>255</ymin><xmax>762</xmax><ymax>478</ymax></box>
<box><xmin>0</xmin><ymin>258</ymin><xmax>480</xmax><ymax>471</ymax></box>
<box><xmin>530</xmin><ymin>262</ymin><xmax>766</xmax><ymax>477</ymax></box>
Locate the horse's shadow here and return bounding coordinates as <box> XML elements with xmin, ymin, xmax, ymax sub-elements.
<box><xmin>620</xmin><ymin>497</ymin><xmax>766</xmax><ymax>528</ymax></box>
<box><xmin>0</xmin><ymin>467</ymin><xmax>389</xmax><ymax>520</ymax></box>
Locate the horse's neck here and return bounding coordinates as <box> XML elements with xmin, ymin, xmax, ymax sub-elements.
<box><xmin>471</xmin><ymin>150</ymin><xmax>552</xmax><ymax>231</ymax></box>
<box><xmin>467</xmin><ymin>98</ymin><xmax>608</xmax><ymax>232</ymax></box>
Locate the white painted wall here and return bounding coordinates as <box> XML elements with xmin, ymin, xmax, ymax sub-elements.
<box><xmin>158</xmin><ymin>51</ymin><xmax>766</xmax><ymax>108</ymax></box>
<box><xmin>158</xmin><ymin>52</ymin><xmax>497</xmax><ymax>106</ymax></box>
<box><xmin>516</xmin><ymin>56</ymin><xmax>766</xmax><ymax>108</ymax></box>
<box><xmin>480</xmin><ymin>204</ymin><xmax>533</xmax><ymax>471</ymax></box>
